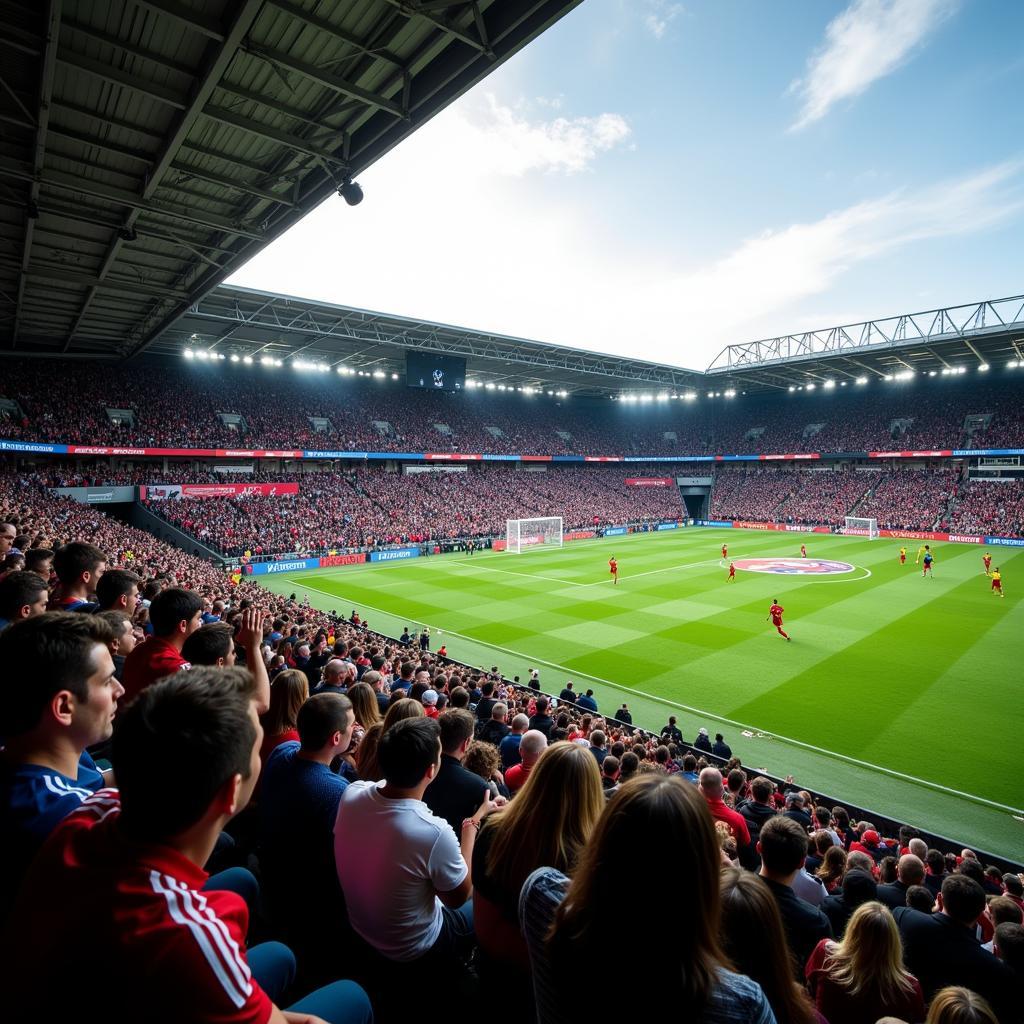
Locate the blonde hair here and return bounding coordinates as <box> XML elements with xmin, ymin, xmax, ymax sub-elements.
<box><xmin>925</xmin><ymin>987</ymin><xmax>998</xmax><ymax>1024</ymax></box>
<box><xmin>821</xmin><ymin>901</ymin><xmax>916</xmax><ymax>1003</ymax></box>
<box><xmin>347</xmin><ymin>681</ymin><xmax>382</xmax><ymax>728</ymax></box>
<box><xmin>484</xmin><ymin>741</ymin><xmax>603</xmax><ymax>897</ymax></box>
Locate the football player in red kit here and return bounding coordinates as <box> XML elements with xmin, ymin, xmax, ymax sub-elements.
<box><xmin>609</xmin><ymin>557</ymin><xmax>618</xmax><ymax>585</ymax></box>
<box><xmin>726</xmin><ymin>561</ymin><xmax>736</xmax><ymax>582</ymax></box>
<box><xmin>722</xmin><ymin>543</ymin><xmax>728</xmax><ymax>560</ymax></box>
<box><xmin>800</xmin><ymin>544</ymin><xmax>807</xmax><ymax>558</ymax></box>
<box><xmin>767</xmin><ymin>600</ymin><xmax>791</xmax><ymax>641</ymax></box>
<box><xmin>983</xmin><ymin>553</ymin><xmax>992</xmax><ymax>574</ymax></box>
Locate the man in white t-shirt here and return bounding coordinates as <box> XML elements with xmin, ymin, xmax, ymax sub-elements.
<box><xmin>334</xmin><ymin>716</ymin><xmax>496</xmax><ymax>963</ymax></box>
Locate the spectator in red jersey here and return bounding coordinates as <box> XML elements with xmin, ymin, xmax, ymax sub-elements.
<box><xmin>805</xmin><ymin>901</ymin><xmax>925</xmax><ymax>1024</ymax></box>
<box><xmin>699</xmin><ymin>767</ymin><xmax>755</xmax><ymax>868</ymax></box>
<box><xmin>504</xmin><ymin>729</ymin><xmax>547</xmax><ymax>794</ymax></box>
<box><xmin>49</xmin><ymin>541</ymin><xmax>107</xmax><ymax>612</ymax></box>
<box><xmin>1</xmin><ymin>667</ymin><xmax>372</xmax><ymax>1023</ymax></box>
<box><xmin>0</xmin><ymin>612</ymin><xmax>121</xmax><ymax>916</ymax></box>
<box><xmin>121</xmin><ymin>587</ymin><xmax>202</xmax><ymax>702</ymax></box>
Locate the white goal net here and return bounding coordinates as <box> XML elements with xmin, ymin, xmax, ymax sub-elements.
<box><xmin>505</xmin><ymin>517</ymin><xmax>563</xmax><ymax>554</ymax></box>
<box><xmin>845</xmin><ymin>516</ymin><xmax>879</xmax><ymax>539</ymax></box>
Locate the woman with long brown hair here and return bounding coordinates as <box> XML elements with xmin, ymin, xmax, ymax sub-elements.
<box><xmin>259</xmin><ymin>668</ymin><xmax>308</xmax><ymax>769</ymax></box>
<box><xmin>805</xmin><ymin>901</ymin><xmax>925</xmax><ymax>1024</ymax></box>
<box><xmin>521</xmin><ymin>774</ymin><xmax>774</xmax><ymax>1024</ymax></box>
<box><xmin>719</xmin><ymin>868</ymin><xmax>817</xmax><ymax>1024</ymax></box>
<box><xmin>356</xmin><ymin>696</ymin><xmax>423</xmax><ymax>782</ymax></box>
<box><xmin>816</xmin><ymin>844</ymin><xmax>847</xmax><ymax>894</ymax></box>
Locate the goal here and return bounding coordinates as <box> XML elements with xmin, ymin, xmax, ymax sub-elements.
<box><xmin>844</xmin><ymin>516</ymin><xmax>879</xmax><ymax>539</ymax></box>
<box><xmin>505</xmin><ymin>517</ymin><xmax>563</xmax><ymax>554</ymax></box>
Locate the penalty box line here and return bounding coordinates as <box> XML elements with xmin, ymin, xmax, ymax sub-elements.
<box><xmin>276</xmin><ymin>578</ymin><xmax>1023</xmax><ymax>817</ymax></box>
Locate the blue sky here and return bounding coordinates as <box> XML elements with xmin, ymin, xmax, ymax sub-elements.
<box><xmin>231</xmin><ymin>0</ymin><xmax>1024</xmax><ymax>371</ymax></box>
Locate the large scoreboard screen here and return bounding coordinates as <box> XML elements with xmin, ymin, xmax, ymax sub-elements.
<box><xmin>406</xmin><ymin>351</ymin><xmax>465</xmax><ymax>392</ymax></box>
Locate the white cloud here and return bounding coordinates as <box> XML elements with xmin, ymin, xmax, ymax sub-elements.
<box><xmin>230</xmin><ymin>91</ymin><xmax>1023</xmax><ymax>373</ymax></box>
<box><xmin>441</xmin><ymin>93</ymin><xmax>630</xmax><ymax>176</ymax></box>
<box><xmin>791</xmin><ymin>0</ymin><xmax>957</xmax><ymax>130</ymax></box>
<box><xmin>643</xmin><ymin>1</ymin><xmax>684</xmax><ymax>40</ymax></box>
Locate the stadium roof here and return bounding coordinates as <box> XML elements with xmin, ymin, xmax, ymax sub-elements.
<box><xmin>158</xmin><ymin>286</ymin><xmax>1024</xmax><ymax>397</ymax></box>
<box><xmin>0</xmin><ymin>0</ymin><xmax>581</xmax><ymax>357</ymax></box>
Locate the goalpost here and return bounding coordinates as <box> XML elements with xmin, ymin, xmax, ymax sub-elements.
<box><xmin>845</xmin><ymin>516</ymin><xmax>879</xmax><ymax>539</ymax></box>
<box><xmin>505</xmin><ymin>517</ymin><xmax>563</xmax><ymax>554</ymax></box>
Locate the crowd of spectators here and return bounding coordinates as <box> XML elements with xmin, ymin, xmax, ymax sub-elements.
<box><xmin>856</xmin><ymin>469</ymin><xmax>961</xmax><ymax>532</ymax></box>
<box><xmin>947</xmin><ymin>480</ymin><xmax>1024</xmax><ymax>538</ymax></box>
<box><xmin>1</xmin><ymin>462</ymin><xmax>1022</xmax><ymax>1021</ymax></box>
<box><xmin>143</xmin><ymin>465</ymin><xmax>685</xmax><ymax>556</ymax></box>
<box><xmin>3</xmin><ymin>359</ymin><xmax>1023</xmax><ymax>456</ymax></box>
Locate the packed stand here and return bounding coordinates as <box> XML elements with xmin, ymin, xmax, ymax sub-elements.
<box><xmin>144</xmin><ymin>465</ymin><xmax>685</xmax><ymax>556</ymax></box>
<box><xmin>855</xmin><ymin>469</ymin><xmax>960</xmax><ymax>532</ymax></box>
<box><xmin>947</xmin><ymin>480</ymin><xmax>1024</xmax><ymax>538</ymax></box>
<box><xmin>3</xmin><ymin>359</ymin><xmax>1024</xmax><ymax>456</ymax></box>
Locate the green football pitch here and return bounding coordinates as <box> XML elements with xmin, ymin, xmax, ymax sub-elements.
<box><xmin>259</xmin><ymin>528</ymin><xmax>1024</xmax><ymax>862</ymax></box>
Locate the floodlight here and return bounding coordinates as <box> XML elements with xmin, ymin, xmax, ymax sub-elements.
<box><xmin>338</xmin><ymin>179</ymin><xmax>364</xmax><ymax>206</ymax></box>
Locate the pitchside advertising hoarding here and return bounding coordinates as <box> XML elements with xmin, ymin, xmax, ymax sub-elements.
<box><xmin>692</xmin><ymin>519</ymin><xmax>1018</xmax><ymax>548</ymax></box>
<box><xmin>4</xmin><ymin>436</ymin><xmax>1024</xmax><ymax>462</ymax></box>
<box><xmin>625</xmin><ymin>478</ymin><xmax>674</xmax><ymax>487</ymax></box>
<box><xmin>141</xmin><ymin>483</ymin><xmax>299</xmax><ymax>500</ymax></box>
<box><xmin>369</xmin><ymin>547</ymin><xmax>421</xmax><ymax>562</ymax></box>
<box><xmin>244</xmin><ymin>552</ymin><xmax>367</xmax><ymax>575</ymax></box>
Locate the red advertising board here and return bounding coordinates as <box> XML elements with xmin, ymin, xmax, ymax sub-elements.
<box><xmin>732</xmin><ymin>520</ymin><xmax>830</xmax><ymax>533</ymax></box>
<box><xmin>625</xmin><ymin>477</ymin><xmax>674</xmax><ymax>487</ymax></box>
<box><xmin>424</xmin><ymin>453</ymin><xmax>482</xmax><ymax>461</ymax></box>
<box><xmin>583</xmin><ymin>456</ymin><xmax>623</xmax><ymax>462</ymax></box>
<box><xmin>319</xmin><ymin>553</ymin><xmax>368</xmax><ymax>567</ymax></box>
<box><xmin>142</xmin><ymin>483</ymin><xmax>299</xmax><ymax>499</ymax></box>
<box><xmin>761</xmin><ymin>453</ymin><xmax>821</xmax><ymax>461</ymax></box>
<box><xmin>868</xmin><ymin>450</ymin><xmax>953</xmax><ymax>459</ymax></box>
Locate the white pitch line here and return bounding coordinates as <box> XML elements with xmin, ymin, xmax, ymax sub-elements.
<box><xmin>274</xmin><ymin>577</ymin><xmax>1024</xmax><ymax>816</ymax></box>
<box><xmin>577</xmin><ymin>556</ymin><xmax>723</xmax><ymax>586</ymax></box>
<box><xmin>446</xmin><ymin>555</ymin><xmax>724</xmax><ymax>588</ymax></box>
<box><xmin>447</xmin><ymin>560</ymin><xmax>591</xmax><ymax>588</ymax></box>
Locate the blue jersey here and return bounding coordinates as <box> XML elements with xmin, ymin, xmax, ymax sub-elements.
<box><xmin>923</xmin><ymin>554</ymin><xmax>933</xmax><ymax>566</ymax></box>
<box><xmin>0</xmin><ymin>750</ymin><xmax>105</xmax><ymax>905</ymax></box>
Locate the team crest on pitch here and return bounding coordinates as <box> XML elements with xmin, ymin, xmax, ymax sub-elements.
<box><xmin>733</xmin><ymin>557</ymin><xmax>855</xmax><ymax>575</ymax></box>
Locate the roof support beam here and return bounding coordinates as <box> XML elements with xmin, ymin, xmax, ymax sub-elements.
<box><xmin>56</xmin><ymin>49</ymin><xmax>189</xmax><ymax>109</ymax></box>
<box><xmin>65</xmin><ymin>0</ymin><xmax>265</xmax><ymax>350</ymax></box>
<box><xmin>168</xmin><ymin>161</ymin><xmax>295</xmax><ymax>206</ymax></box>
<box><xmin>267</xmin><ymin>0</ymin><xmax>406</xmax><ymax>72</ymax></box>
<box><xmin>130</xmin><ymin>0</ymin><xmax>227</xmax><ymax>42</ymax></box>
<box><xmin>13</xmin><ymin>0</ymin><xmax>60</xmax><ymax>349</ymax></box>
<box><xmin>244</xmin><ymin>43</ymin><xmax>406</xmax><ymax>120</ymax></box>
<box><xmin>202</xmin><ymin>105</ymin><xmax>350</xmax><ymax>166</ymax></box>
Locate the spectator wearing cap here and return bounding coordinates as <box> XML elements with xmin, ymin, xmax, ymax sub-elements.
<box><xmin>421</xmin><ymin>689</ymin><xmax>439</xmax><ymax>719</ymax></box>
<box><xmin>504</xmin><ymin>730</ymin><xmax>547</xmax><ymax>794</ymax></box>
<box><xmin>758</xmin><ymin>816</ymin><xmax>833</xmax><ymax>973</ymax></box>
<box><xmin>784</xmin><ymin>791</ymin><xmax>813</xmax><ymax>830</ymax></box>
<box><xmin>424</xmin><ymin>709</ymin><xmax>499</xmax><ymax>834</ymax></box>
<box><xmin>894</xmin><ymin>874</ymin><xmax>1018</xmax><ymax>1019</ymax></box>
<box><xmin>694</xmin><ymin>727</ymin><xmax>713</xmax><ymax>753</ymax></box>
<box><xmin>850</xmin><ymin>826</ymin><xmax>890</xmax><ymax>862</ymax></box>
<box><xmin>821</xmin><ymin>869</ymin><xmax>878</xmax><ymax>939</ymax></box>
<box><xmin>0</xmin><ymin>571</ymin><xmax>49</xmax><ymax>631</ymax></box>
<box><xmin>712</xmin><ymin>732</ymin><xmax>732</xmax><ymax>758</ymax></box>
